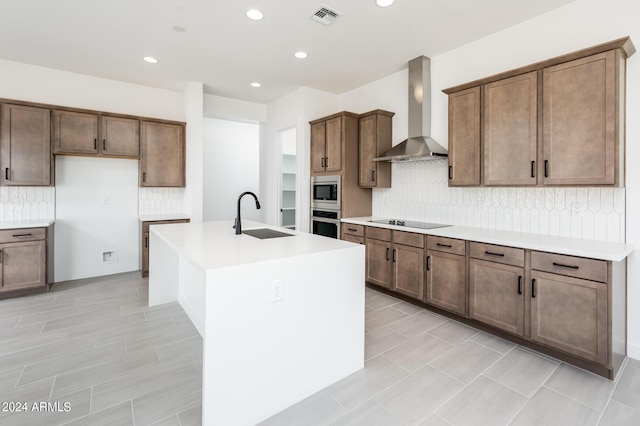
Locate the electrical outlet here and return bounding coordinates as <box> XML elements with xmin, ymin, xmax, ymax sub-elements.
<box><xmin>571</xmin><ymin>202</ymin><xmax>587</xmax><ymax>217</ymax></box>
<box><xmin>270</xmin><ymin>280</ymin><xmax>283</xmax><ymax>303</ymax></box>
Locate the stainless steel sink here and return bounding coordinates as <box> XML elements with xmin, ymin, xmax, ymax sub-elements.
<box><xmin>242</xmin><ymin>228</ymin><xmax>295</xmax><ymax>239</ymax></box>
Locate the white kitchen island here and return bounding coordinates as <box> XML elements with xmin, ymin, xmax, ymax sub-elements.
<box><xmin>148</xmin><ymin>220</ymin><xmax>365</xmax><ymax>426</ymax></box>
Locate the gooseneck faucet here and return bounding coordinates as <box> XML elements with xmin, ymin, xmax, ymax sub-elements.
<box><xmin>235</xmin><ymin>191</ymin><xmax>261</xmax><ymax>235</ymax></box>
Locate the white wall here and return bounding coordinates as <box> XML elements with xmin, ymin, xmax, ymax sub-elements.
<box><xmin>203</xmin><ymin>118</ymin><xmax>260</xmax><ymax>222</ymax></box>
<box><xmin>204</xmin><ymin>94</ymin><xmax>267</xmax><ymax>123</ymax></box>
<box><xmin>184</xmin><ymin>82</ymin><xmax>204</xmax><ymax>222</ymax></box>
<box><xmin>54</xmin><ymin>156</ymin><xmax>138</xmax><ymax>281</ymax></box>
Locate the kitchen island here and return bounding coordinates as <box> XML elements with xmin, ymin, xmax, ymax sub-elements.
<box><xmin>148</xmin><ymin>220</ymin><xmax>365</xmax><ymax>426</ymax></box>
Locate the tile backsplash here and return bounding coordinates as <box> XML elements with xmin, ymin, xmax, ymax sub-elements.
<box><xmin>0</xmin><ymin>187</ymin><xmax>55</xmax><ymax>221</ymax></box>
<box><xmin>373</xmin><ymin>159</ymin><xmax>625</xmax><ymax>243</ymax></box>
<box><xmin>138</xmin><ymin>187</ymin><xmax>186</xmax><ymax>216</ymax></box>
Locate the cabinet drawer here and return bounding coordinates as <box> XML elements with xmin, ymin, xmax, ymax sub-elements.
<box><xmin>142</xmin><ymin>219</ymin><xmax>190</xmax><ymax>233</ymax></box>
<box><xmin>531</xmin><ymin>251</ymin><xmax>608</xmax><ymax>283</ymax></box>
<box><xmin>470</xmin><ymin>242</ymin><xmax>524</xmax><ymax>267</ymax></box>
<box><xmin>0</xmin><ymin>228</ymin><xmax>46</xmax><ymax>244</ymax></box>
<box><xmin>342</xmin><ymin>233</ymin><xmax>364</xmax><ymax>245</ymax></box>
<box><xmin>366</xmin><ymin>226</ymin><xmax>391</xmax><ymax>242</ymax></box>
<box><xmin>393</xmin><ymin>231</ymin><xmax>424</xmax><ymax>248</ymax></box>
<box><xmin>427</xmin><ymin>236</ymin><xmax>465</xmax><ymax>255</ymax></box>
<box><xmin>342</xmin><ymin>224</ymin><xmax>365</xmax><ymax>237</ymax></box>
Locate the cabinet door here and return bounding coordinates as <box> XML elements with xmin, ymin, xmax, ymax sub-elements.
<box><xmin>365</xmin><ymin>238</ymin><xmax>391</xmax><ymax>289</ymax></box>
<box><xmin>469</xmin><ymin>259</ymin><xmax>524</xmax><ymax>335</ymax></box>
<box><xmin>310</xmin><ymin>121</ymin><xmax>326</xmax><ymax>174</ymax></box>
<box><xmin>0</xmin><ymin>240</ymin><xmax>46</xmax><ymax>291</ymax></box>
<box><xmin>142</xmin><ymin>231</ymin><xmax>150</xmax><ymax>277</ymax></box>
<box><xmin>0</xmin><ymin>104</ymin><xmax>51</xmax><ymax>186</ymax></box>
<box><xmin>324</xmin><ymin>116</ymin><xmax>342</xmax><ymax>173</ymax></box>
<box><xmin>484</xmin><ymin>72</ymin><xmax>538</xmax><ymax>186</ymax></box>
<box><xmin>426</xmin><ymin>250</ymin><xmax>466</xmax><ymax>315</ymax></box>
<box><xmin>101</xmin><ymin>115</ymin><xmax>140</xmax><ymax>158</ymax></box>
<box><xmin>542</xmin><ymin>51</ymin><xmax>616</xmax><ymax>185</ymax></box>
<box><xmin>393</xmin><ymin>244</ymin><xmax>425</xmax><ymax>301</ymax></box>
<box><xmin>359</xmin><ymin>114</ymin><xmax>377</xmax><ymax>187</ymax></box>
<box><xmin>530</xmin><ymin>271</ymin><xmax>607</xmax><ymax>364</ymax></box>
<box><xmin>448</xmin><ymin>87</ymin><xmax>481</xmax><ymax>186</ymax></box>
<box><xmin>53</xmin><ymin>110</ymin><xmax>99</xmax><ymax>155</ymax></box>
<box><xmin>140</xmin><ymin>121</ymin><xmax>185</xmax><ymax>187</ymax></box>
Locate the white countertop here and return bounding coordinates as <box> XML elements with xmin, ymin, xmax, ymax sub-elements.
<box><xmin>151</xmin><ymin>220</ymin><xmax>358</xmax><ymax>271</ymax></box>
<box><xmin>139</xmin><ymin>213</ymin><xmax>190</xmax><ymax>222</ymax></box>
<box><xmin>342</xmin><ymin>216</ymin><xmax>634</xmax><ymax>262</ymax></box>
<box><xmin>0</xmin><ymin>219</ymin><xmax>55</xmax><ymax>230</ymax></box>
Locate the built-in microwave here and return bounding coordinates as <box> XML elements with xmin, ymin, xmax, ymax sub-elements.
<box><xmin>311</xmin><ymin>175</ymin><xmax>341</xmax><ymax>210</ymax></box>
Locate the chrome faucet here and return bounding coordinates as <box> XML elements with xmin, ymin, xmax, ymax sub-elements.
<box><xmin>234</xmin><ymin>191</ymin><xmax>261</xmax><ymax>235</ymax></box>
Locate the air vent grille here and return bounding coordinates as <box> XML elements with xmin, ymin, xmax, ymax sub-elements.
<box><xmin>311</xmin><ymin>5</ymin><xmax>342</xmax><ymax>25</ymax></box>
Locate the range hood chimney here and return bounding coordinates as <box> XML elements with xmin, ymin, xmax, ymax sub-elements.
<box><xmin>373</xmin><ymin>56</ymin><xmax>448</xmax><ymax>162</ymax></box>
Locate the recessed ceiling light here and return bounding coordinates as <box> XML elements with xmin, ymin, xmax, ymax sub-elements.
<box><xmin>143</xmin><ymin>56</ymin><xmax>159</xmax><ymax>64</ymax></box>
<box><xmin>246</xmin><ymin>9</ymin><xmax>264</xmax><ymax>20</ymax></box>
<box><xmin>294</xmin><ymin>51</ymin><xmax>308</xmax><ymax>59</ymax></box>
<box><xmin>376</xmin><ymin>0</ymin><xmax>395</xmax><ymax>6</ymax></box>
<box><xmin>251</xmin><ymin>82</ymin><xmax>261</xmax><ymax>88</ymax></box>
<box><xmin>173</xmin><ymin>26</ymin><xmax>187</xmax><ymax>33</ymax></box>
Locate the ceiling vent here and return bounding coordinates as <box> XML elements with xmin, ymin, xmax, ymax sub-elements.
<box><xmin>311</xmin><ymin>5</ymin><xmax>342</xmax><ymax>25</ymax></box>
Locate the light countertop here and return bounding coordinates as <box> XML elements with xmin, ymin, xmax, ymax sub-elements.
<box><xmin>0</xmin><ymin>219</ymin><xmax>55</xmax><ymax>230</ymax></box>
<box><xmin>139</xmin><ymin>213</ymin><xmax>191</xmax><ymax>222</ymax></box>
<box><xmin>342</xmin><ymin>216</ymin><xmax>634</xmax><ymax>262</ymax></box>
<box><xmin>151</xmin><ymin>220</ymin><xmax>359</xmax><ymax>271</ymax></box>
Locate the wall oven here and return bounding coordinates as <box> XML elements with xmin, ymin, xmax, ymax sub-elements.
<box><xmin>311</xmin><ymin>209</ymin><xmax>341</xmax><ymax>239</ymax></box>
<box><xmin>311</xmin><ymin>176</ymin><xmax>340</xmax><ymax>210</ymax></box>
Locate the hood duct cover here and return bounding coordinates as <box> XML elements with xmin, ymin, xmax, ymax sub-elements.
<box><xmin>374</xmin><ymin>56</ymin><xmax>448</xmax><ymax>162</ymax></box>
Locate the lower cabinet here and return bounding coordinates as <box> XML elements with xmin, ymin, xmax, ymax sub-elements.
<box><xmin>365</xmin><ymin>228</ymin><xmax>392</xmax><ymax>289</ymax></box>
<box><xmin>341</xmin><ymin>224</ymin><xmax>365</xmax><ymax>245</ymax></box>
<box><xmin>0</xmin><ymin>227</ymin><xmax>50</xmax><ymax>299</ymax></box>
<box><xmin>426</xmin><ymin>236</ymin><xmax>466</xmax><ymax>315</ymax></box>
<box><xmin>140</xmin><ymin>218</ymin><xmax>190</xmax><ymax>277</ymax></box>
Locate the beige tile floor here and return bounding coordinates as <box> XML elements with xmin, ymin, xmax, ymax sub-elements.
<box><xmin>1</xmin><ymin>273</ymin><xmax>640</xmax><ymax>425</ymax></box>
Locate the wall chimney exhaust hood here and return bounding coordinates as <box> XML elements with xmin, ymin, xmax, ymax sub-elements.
<box><xmin>373</xmin><ymin>56</ymin><xmax>448</xmax><ymax>162</ymax></box>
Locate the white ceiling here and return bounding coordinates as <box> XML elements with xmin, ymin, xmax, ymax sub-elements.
<box><xmin>0</xmin><ymin>0</ymin><xmax>577</xmax><ymax>104</ymax></box>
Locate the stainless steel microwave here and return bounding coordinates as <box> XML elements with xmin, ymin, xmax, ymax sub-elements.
<box><xmin>311</xmin><ymin>175</ymin><xmax>341</xmax><ymax>210</ymax></box>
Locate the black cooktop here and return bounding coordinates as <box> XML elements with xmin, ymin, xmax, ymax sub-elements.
<box><xmin>369</xmin><ymin>219</ymin><xmax>451</xmax><ymax>230</ymax></box>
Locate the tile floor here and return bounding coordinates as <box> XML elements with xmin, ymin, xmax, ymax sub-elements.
<box><xmin>1</xmin><ymin>273</ymin><xmax>640</xmax><ymax>425</ymax></box>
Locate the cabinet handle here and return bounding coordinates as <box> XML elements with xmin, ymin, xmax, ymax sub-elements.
<box><xmin>484</xmin><ymin>251</ymin><xmax>505</xmax><ymax>257</ymax></box>
<box><xmin>0</xmin><ymin>249</ymin><xmax>2</xmax><ymax>263</ymax></box>
<box><xmin>544</xmin><ymin>160</ymin><xmax>549</xmax><ymax>178</ymax></box>
<box><xmin>4</xmin><ymin>168</ymin><xmax>8</xmax><ymax>181</ymax></box>
<box><xmin>448</xmin><ymin>165</ymin><xmax>453</xmax><ymax>180</ymax></box>
<box><xmin>392</xmin><ymin>248</ymin><xmax>396</xmax><ymax>263</ymax></box>
<box><xmin>348</xmin><ymin>227</ymin><xmax>357</xmax><ymax>232</ymax></box>
<box><xmin>552</xmin><ymin>262</ymin><xmax>579</xmax><ymax>270</ymax></box>
<box><xmin>518</xmin><ymin>275</ymin><xmax>522</xmax><ymax>295</ymax></box>
<box><xmin>94</xmin><ymin>138</ymin><xmax>97</xmax><ymax>150</ymax></box>
<box><xmin>531</xmin><ymin>160</ymin><xmax>535</xmax><ymax>178</ymax></box>
<box><xmin>531</xmin><ymin>279</ymin><xmax>536</xmax><ymax>298</ymax></box>
<box><xmin>386</xmin><ymin>247</ymin><xmax>390</xmax><ymax>261</ymax></box>
<box><xmin>142</xmin><ymin>172</ymin><xmax>147</xmax><ymax>183</ymax></box>
<box><xmin>436</xmin><ymin>243</ymin><xmax>452</xmax><ymax>248</ymax></box>
<box><xmin>371</xmin><ymin>170</ymin><xmax>376</xmax><ymax>182</ymax></box>
<box><xmin>145</xmin><ymin>236</ymin><xmax>148</xmax><ymax>248</ymax></box>
<box><xmin>426</xmin><ymin>255</ymin><xmax>431</xmax><ymax>271</ymax></box>
<box><xmin>12</xmin><ymin>233</ymin><xmax>33</xmax><ymax>238</ymax></box>
<box><xmin>103</xmin><ymin>139</ymin><xmax>106</xmax><ymax>150</ymax></box>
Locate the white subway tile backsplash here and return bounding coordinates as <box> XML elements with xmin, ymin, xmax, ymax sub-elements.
<box><xmin>0</xmin><ymin>187</ymin><xmax>55</xmax><ymax>222</ymax></box>
<box><xmin>138</xmin><ymin>187</ymin><xmax>186</xmax><ymax>216</ymax></box>
<box><xmin>372</xmin><ymin>159</ymin><xmax>625</xmax><ymax>243</ymax></box>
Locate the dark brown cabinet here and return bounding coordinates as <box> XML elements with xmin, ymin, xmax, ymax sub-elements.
<box><xmin>447</xmin><ymin>87</ymin><xmax>481</xmax><ymax>186</ymax></box>
<box><xmin>53</xmin><ymin>110</ymin><xmax>140</xmax><ymax>158</ymax></box>
<box><xmin>140</xmin><ymin>218</ymin><xmax>190</xmax><ymax>277</ymax></box>
<box><xmin>140</xmin><ymin>121</ymin><xmax>186</xmax><ymax>187</ymax></box>
<box><xmin>0</xmin><ymin>104</ymin><xmax>52</xmax><ymax>186</ymax></box>
<box><xmin>310</xmin><ymin>112</ymin><xmax>359</xmax><ymax>176</ymax></box>
<box><xmin>425</xmin><ymin>236</ymin><xmax>466</xmax><ymax>315</ymax></box>
<box><xmin>483</xmin><ymin>72</ymin><xmax>538</xmax><ymax>186</ymax></box>
<box><xmin>0</xmin><ymin>227</ymin><xmax>50</xmax><ymax>299</ymax></box>
<box><xmin>359</xmin><ymin>110</ymin><xmax>394</xmax><ymax>188</ymax></box>
<box><xmin>365</xmin><ymin>227</ymin><xmax>392</xmax><ymax>289</ymax></box>
<box><xmin>468</xmin><ymin>243</ymin><xmax>525</xmax><ymax>336</ymax></box>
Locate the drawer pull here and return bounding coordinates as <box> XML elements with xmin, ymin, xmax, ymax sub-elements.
<box><xmin>485</xmin><ymin>251</ymin><xmax>505</xmax><ymax>257</ymax></box>
<box><xmin>348</xmin><ymin>227</ymin><xmax>358</xmax><ymax>232</ymax></box>
<box><xmin>12</xmin><ymin>233</ymin><xmax>33</xmax><ymax>238</ymax></box>
<box><xmin>552</xmin><ymin>262</ymin><xmax>579</xmax><ymax>270</ymax></box>
<box><xmin>386</xmin><ymin>247</ymin><xmax>390</xmax><ymax>261</ymax></box>
<box><xmin>436</xmin><ymin>243</ymin><xmax>452</xmax><ymax>248</ymax></box>
<box><xmin>518</xmin><ymin>276</ymin><xmax>522</xmax><ymax>295</ymax></box>
<box><xmin>531</xmin><ymin>279</ymin><xmax>536</xmax><ymax>298</ymax></box>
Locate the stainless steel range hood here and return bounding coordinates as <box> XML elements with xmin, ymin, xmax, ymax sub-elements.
<box><xmin>373</xmin><ymin>56</ymin><xmax>448</xmax><ymax>162</ymax></box>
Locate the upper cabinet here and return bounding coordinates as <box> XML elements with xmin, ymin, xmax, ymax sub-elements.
<box><xmin>53</xmin><ymin>110</ymin><xmax>139</xmax><ymax>159</ymax></box>
<box><xmin>358</xmin><ymin>110</ymin><xmax>394</xmax><ymax>188</ymax></box>
<box><xmin>140</xmin><ymin>121</ymin><xmax>185</xmax><ymax>187</ymax></box>
<box><xmin>444</xmin><ymin>37</ymin><xmax>634</xmax><ymax>188</ymax></box>
<box><xmin>0</xmin><ymin>104</ymin><xmax>52</xmax><ymax>186</ymax></box>
<box><xmin>448</xmin><ymin>87</ymin><xmax>481</xmax><ymax>186</ymax></box>
<box><xmin>310</xmin><ymin>112</ymin><xmax>359</xmax><ymax>176</ymax></box>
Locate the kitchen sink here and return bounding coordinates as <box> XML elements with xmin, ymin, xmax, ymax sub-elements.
<box><xmin>242</xmin><ymin>228</ymin><xmax>295</xmax><ymax>239</ymax></box>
